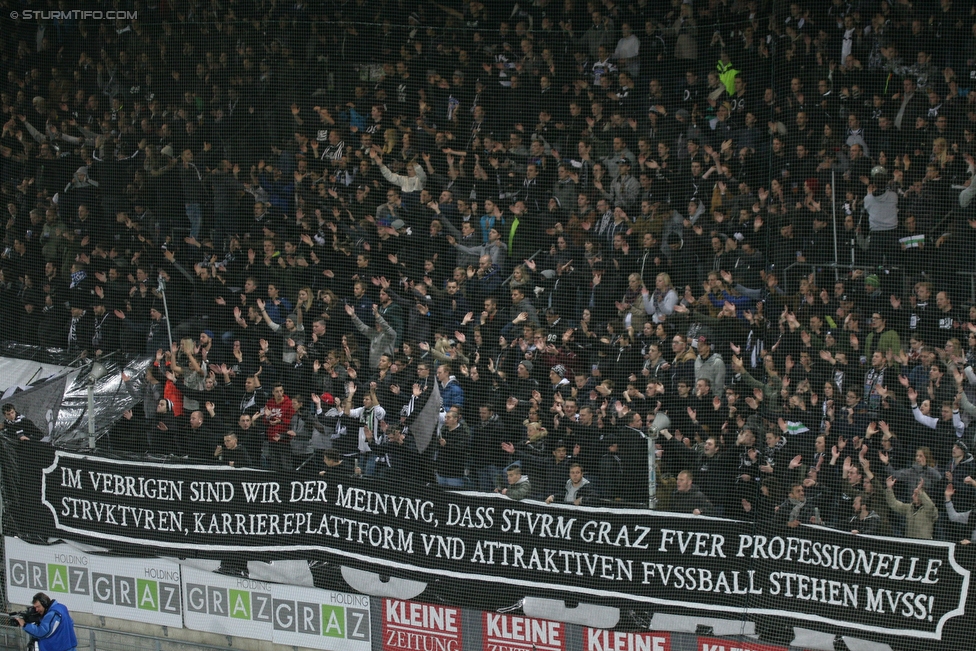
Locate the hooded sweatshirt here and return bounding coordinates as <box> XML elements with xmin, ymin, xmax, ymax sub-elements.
<box><xmin>695</xmin><ymin>352</ymin><xmax>726</xmax><ymax>395</ymax></box>
<box><xmin>505</xmin><ymin>475</ymin><xmax>532</xmax><ymax>501</ymax></box>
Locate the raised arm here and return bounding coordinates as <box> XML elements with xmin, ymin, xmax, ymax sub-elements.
<box><xmin>945</xmin><ymin>485</ymin><xmax>971</xmax><ymax>524</ymax></box>
<box><xmin>910</xmin><ymin>404</ymin><xmax>939</xmax><ymax>429</ymax></box>
<box><xmin>256</xmin><ymin>299</ymin><xmax>282</xmax><ymax>332</ymax></box>
<box><xmin>345</xmin><ymin>303</ymin><xmax>371</xmax><ymax>334</ymax></box>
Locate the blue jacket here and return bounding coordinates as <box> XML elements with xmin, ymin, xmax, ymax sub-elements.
<box><xmin>24</xmin><ymin>601</ymin><xmax>77</xmax><ymax>651</ymax></box>
<box><xmin>439</xmin><ymin>377</ymin><xmax>464</xmax><ymax>411</ymax></box>
<box><xmin>707</xmin><ymin>290</ymin><xmax>752</xmax><ymax>317</ymax></box>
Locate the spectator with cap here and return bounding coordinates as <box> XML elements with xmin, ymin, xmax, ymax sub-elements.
<box><xmin>541</xmin><ymin>307</ymin><xmax>574</xmax><ymax>346</ymax></box>
<box><xmin>366</xmin><ymin>421</ymin><xmax>426</xmax><ymax>488</ymax></box>
<box><xmin>610</xmin><ymin>158</ymin><xmax>640</xmax><ymax>211</ymax></box>
<box><xmin>197</xmin><ymin>329</ymin><xmax>217</xmax><ymax>361</ymax></box>
<box><xmin>64</xmin><ymin>300</ymin><xmax>96</xmax><ymax>355</ymax></box>
<box><xmin>478</xmin><ymin>199</ymin><xmax>507</xmax><ymax>245</ymax></box>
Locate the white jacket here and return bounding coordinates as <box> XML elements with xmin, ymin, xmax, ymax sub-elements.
<box><xmin>380</xmin><ymin>162</ymin><xmax>426</xmax><ymax>192</ymax></box>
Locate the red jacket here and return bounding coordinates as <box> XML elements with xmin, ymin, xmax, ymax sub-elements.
<box><xmin>264</xmin><ymin>395</ymin><xmax>295</xmax><ymax>443</ymax></box>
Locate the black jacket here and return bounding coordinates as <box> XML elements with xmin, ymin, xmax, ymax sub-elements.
<box><xmin>670</xmin><ymin>486</ymin><xmax>717</xmax><ymax>515</ymax></box>
<box><xmin>1</xmin><ymin>415</ymin><xmax>44</xmax><ymax>441</ymax></box>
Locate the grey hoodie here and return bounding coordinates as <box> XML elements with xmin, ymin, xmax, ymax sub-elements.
<box><xmin>564</xmin><ymin>476</ymin><xmax>593</xmax><ymax>504</ymax></box>
<box><xmin>695</xmin><ymin>352</ymin><xmax>726</xmax><ymax>395</ymax></box>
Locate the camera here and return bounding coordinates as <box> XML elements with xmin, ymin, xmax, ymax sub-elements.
<box><xmin>8</xmin><ymin>608</ymin><xmax>41</xmax><ymax>626</ymax></box>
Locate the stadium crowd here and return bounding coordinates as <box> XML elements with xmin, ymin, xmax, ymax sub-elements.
<box><xmin>3</xmin><ymin>0</ymin><xmax>976</xmax><ymax>542</ymax></box>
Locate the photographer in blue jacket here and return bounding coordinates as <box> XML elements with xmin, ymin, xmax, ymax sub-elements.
<box><xmin>14</xmin><ymin>593</ymin><xmax>77</xmax><ymax>651</ymax></box>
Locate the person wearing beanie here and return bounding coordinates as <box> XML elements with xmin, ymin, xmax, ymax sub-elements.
<box><xmin>855</xmin><ymin>271</ymin><xmax>886</xmax><ymax>319</ymax></box>
<box><xmin>199</xmin><ymin>329</ymin><xmax>216</xmax><ymax>358</ymax></box>
<box><xmin>549</xmin><ymin>364</ymin><xmax>572</xmax><ymax>400</ymax></box>
<box><xmin>509</xmin><ymin>360</ymin><xmax>540</xmax><ymax>403</ymax></box>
